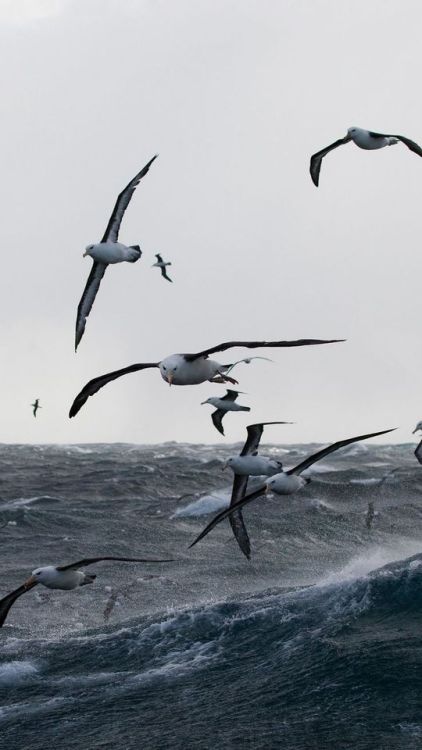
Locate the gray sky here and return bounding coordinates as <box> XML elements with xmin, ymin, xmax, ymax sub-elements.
<box><xmin>1</xmin><ymin>0</ymin><xmax>421</xmax><ymax>445</ymax></box>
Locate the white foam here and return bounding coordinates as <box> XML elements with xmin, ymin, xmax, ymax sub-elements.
<box><xmin>173</xmin><ymin>490</ymin><xmax>230</xmax><ymax>518</ymax></box>
<box><xmin>0</xmin><ymin>660</ymin><xmax>39</xmax><ymax>686</ymax></box>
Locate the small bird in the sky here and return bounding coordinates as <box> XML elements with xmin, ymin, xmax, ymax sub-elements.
<box><xmin>310</xmin><ymin>126</ymin><xmax>422</xmax><ymax>186</ymax></box>
<box><xmin>31</xmin><ymin>399</ymin><xmax>41</xmax><ymax>417</ymax></box>
<box><xmin>190</xmin><ymin>428</ymin><xmax>395</xmax><ymax>548</ymax></box>
<box><xmin>68</xmin><ymin>337</ymin><xmax>344</xmax><ymax>417</ymax></box>
<box><xmin>75</xmin><ymin>155</ymin><xmax>157</xmax><ymax>351</ymax></box>
<box><xmin>152</xmin><ymin>253</ymin><xmax>173</xmax><ymax>282</ymax></box>
<box><xmin>201</xmin><ymin>390</ymin><xmax>250</xmax><ymax>435</ymax></box>
<box><xmin>0</xmin><ymin>555</ymin><xmax>174</xmax><ymax>628</ymax></box>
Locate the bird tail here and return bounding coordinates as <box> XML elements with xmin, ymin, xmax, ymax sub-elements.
<box><xmin>81</xmin><ymin>574</ymin><xmax>97</xmax><ymax>586</ymax></box>
<box><xmin>128</xmin><ymin>245</ymin><xmax>142</xmax><ymax>262</ymax></box>
<box><xmin>239</xmin><ymin>406</ymin><xmax>251</xmax><ymax>412</ymax></box>
<box><xmin>386</xmin><ymin>137</ymin><xmax>398</xmax><ymax>146</ymax></box>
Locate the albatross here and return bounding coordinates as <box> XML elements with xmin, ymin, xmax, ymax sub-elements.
<box><xmin>0</xmin><ymin>555</ymin><xmax>174</xmax><ymax>628</ymax></box>
<box><xmin>75</xmin><ymin>155</ymin><xmax>157</xmax><ymax>351</ymax></box>
<box><xmin>310</xmin><ymin>127</ymin><xmax>422</xmax><ymax>186</ymax></box>
<box><xmin>31</xmin><ymin>399</ymin><xmax>41</xmax><ymax>417</ymax></box>
<box><xmin>69</xmin><ymin>337</ymin><xmax>344</xmax><ymax>417</ymax></box>
<box><xmin>190</xmin><ymin>428</ymin><xmax>395</xmax><ymax>548</ymax></box>
<box><xmin>152</xmin><ymin>253</ymin><xmax>172</xmax><ymax>282</ymax></box>
<box><xmin>221</xmin><ymin>421</ymin><xmax>291</xmax><ymax>559</ymax></box>
<box><xmin>201</xmin><ymin>390</ymin><xmax>250</xmax><ymax>435</ymax></box>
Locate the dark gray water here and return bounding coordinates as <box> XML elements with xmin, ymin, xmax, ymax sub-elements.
<box><xmin>1</xmin><ymin>442</ymin><xmax>422</xmax><ymax>749</ymax></box>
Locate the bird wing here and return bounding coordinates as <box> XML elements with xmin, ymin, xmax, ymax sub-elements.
<box><xmin>161</xmin><ymin>267</ymin><xmax>173</xmax><ymax>282</ymax></box>
<box><xmin>211</xmin><ymin>409</ymin><xmax>225</xmax><ymax>435</ymax></box>
<box><xmin>155</xmin><ymin>253</ymin><xmax>163</xmax><ymax>263</ymax></box>
<box><xmin>101</xmin><ymin>155</ymin><xmax>158</xmax><ymax>243</ymax></box>
<box><xmin>415</xmin><ymin>440</ymin><xmax>422</xmax><ymax>466</ymax></box>
<box><xmin>287</xmin><ymin>428</ymin><xmax>396</xmax><ymax>476</ymax></box>
<box><xmin>0</xmin><ymin>580</ymin><xmax>38</xmax><ymax>627</ymax></box>
<box><xmin>240</xmin><ymin>421</ymin><xmax>290</xmax><ymax>456</ymax></box>
<box><xmin>228</xmin><ymin>474</ymin><xmax>251</xmax><ymax>559</ymax></box>
<box><xmin>189</xmin><ymin>486</ymin><xmax>265</xmax><ymax>548</ymax></box>
<box><xmin>310</xmin><ymin>135</ymin><xmax>352</xmax><ymax>187</ymax></box>
<box><xmin>185</xmin><ymin>339</ymin><xmax>344</xmax><ymax>361</ymax></box>
<box><xmin>57</xmin><ymin>556</ymin><xmax>174</xmax><ymax>571</ymax></box>
<box><xmin>69</xmin><ymin>363</ymin><xmax>158</xmax><ymax>417</ymax></box>
<box><xmin>220</xmin><ymin>390</ymin><xmax>239</xmax><ymax>402</ymax></box>
<box><xmin>369</xmin><ymin>131</ymin><xmax>422</xmax><ymax>156</ymax></box>
<box><xmin>75</xmin><ymin>261</ymin><xmax>107</xmax><ymax>351</ymax></box>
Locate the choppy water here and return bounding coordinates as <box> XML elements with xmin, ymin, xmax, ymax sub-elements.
<box><xmin>1</xmin><ymin>442</ymin><xmax>422</xmax><ymax>749</ymax></box>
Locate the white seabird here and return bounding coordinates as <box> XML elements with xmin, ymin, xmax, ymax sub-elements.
<box><xmin>190</xmin><ymin>428</ymin><xmax>395</xmax><ymax>548</ymax></box>
<box><xmin>0</xmin><ymin>555</ymin><xmax>173</xmax><ymax>628</ymax></box>
<box><xmin>75</xmin><ymin>155</ymin><xmax>157</xmax><ymax>351</ymax></box>
<box><xmin>413</xmin><ymin>422</ymin><xmax>422</xmax><ymax>465</ymax></box>
<box><xmin>201</xmin><ymin>390</ymin><xmax>250</xmax><ymax>435</ymax></box>
<box><xmin>68</xmin><ymin>337</ymin><xmax>344</xmax><ymax>417</ymax></box>
<box><xmin>310</xmin><ymin>127</ymin><xmax>422</xmax><ymax>186</ymax></box>
<box><xmin>221</xmin><ymin>421</ymin><xmax>291</xmax><ymax>559</ymax></box>
<box><xmin>152</xmin><ymin>253</ymin><xmax>172</xmax><ymax>282</ymax></box>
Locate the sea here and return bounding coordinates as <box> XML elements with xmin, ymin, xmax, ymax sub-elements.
<box><xmin>0</xmin><ymin>441</ymin><xmax>422</xmax><ymax>749</ymax></box>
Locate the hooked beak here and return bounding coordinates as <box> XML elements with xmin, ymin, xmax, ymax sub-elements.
<box><xmin>265</xmin><ymin>484</ymin><xmax>271</xmax><ymax>495</ymax></box>
<box><xmin>167</xmin><ymin>372</ymin><xmax>173</xmax><ymax>386</ymax></box>
<box><xmin>221</xmin><ymin>462</ymin><xmax>228</xmax><ymax>471</ymax></box>
<box><xmin>24</xmin><ymin>575</ymin><xmax>37</xmax><ymax>589</ymax></box>
<box><xmin>83</xmin><ymin>251</ymin><xmax>88</xmax><ymax>257</ymax></box>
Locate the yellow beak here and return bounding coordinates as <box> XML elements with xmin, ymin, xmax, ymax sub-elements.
<box><xmin>24</xmin><ymin>575</ymin><xmax>37</xmax><ymax>589</ymax></box>
<box><xmin>167</xmin><ymin>372</ymin><xmax>173</xmax><ymax>386</ymax></box>
<box><xmin>83</xmin><ymin>251</ymin><xmax>88</xmax><ymax>257</ymax></box>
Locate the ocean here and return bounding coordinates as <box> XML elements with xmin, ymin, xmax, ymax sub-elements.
<box><xmin>0</xmin><ymin>442</ymin><xmax>421</xmax><ymax>749</ymax></box>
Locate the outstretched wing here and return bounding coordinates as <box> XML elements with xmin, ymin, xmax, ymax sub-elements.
<box><xmin>69</xmin><ymin>363</ymin><xmax>158</xmax><ymax>417</ymax></box>
<box><xmin>415</xmin><ymin>440</ymin><xmax>422</xmax><ymax>466</ymax></box>
<box><xmin>75</xmin><ymin>261</ymin><xmax>107</xmax><ymax>351</ymax></box>
<box><xmin>211</xmin><ymin>410</ymin><xmax>225</xmax><ymax>435</ymax></box>
<box><xmin>228</xmin><ymin>474</ymin><xmax>251</xmax><ymax>559</ymax></box>
<box><xmin>369</xmin><ymin>131</ymin><xmax>422</xmax><ymax>157</ymax></box>
<box><xmin>57</xmin><ymin>556</ymin><xmax>174</xmax><ymax>571</ymax></box>
<box><xmin>310</xmin><ymin>135</ymin><xmax>352</xmax><ymax>187</ymax></box>
<box><xmin>186</xmin><ymin>339</ymin><xmax>344</xmax><ymax>362</ymax></box>
<box><xmin>189</xmin><ymin>486</ymin><xmax>265</xmax><ymax>549</ymax></box>
<box><xmin>155</xmin><ymin>253</ymin><xmax>163</xmax><ymax>263</ymax></box>
<box><xmin>221</xmin><ymin>390</ymin><xmax>240</xmax><ymax>402</ymax></box>
<box><xmin>101</xmin><ymin>155</ymin><xmax>158</xmax><ymax>243</ymax></box>
<box><xmin>288</xmin><ymin>428</ymin><xmax>396</xmax><ymax>476</ymax></box>
<box><xmin>240</xmin><ymin>421</ymin><xmax>290</xmax><ymax>456</ymax></box>
<box><xmin>161</xmin><ymin>267</ymin><xmax>173</xmax><ymax>283</ymax></box>
<box><xmin>0</xmin><ymin>580</ymin><xmax>38</xmax><ymax>627</ymax></box>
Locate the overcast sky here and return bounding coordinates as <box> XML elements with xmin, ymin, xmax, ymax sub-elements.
<box><xmin>1</xmin><ymin>0</ymin><xmax>421</xmax><ymax>446</ymax></box>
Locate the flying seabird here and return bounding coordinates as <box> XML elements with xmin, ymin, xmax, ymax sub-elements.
<box><xmin>201</xmin><ymin>390</ymin><xmax>250</xmax><ymax>435</ymax></box>
<box><xmin>310</xmin><ymin>127</ymin><xmax>422</xmax><ymax>186</ymax></box>
<box><xmin>69</xmin><ymin>337</ymin><xmax>344</xmax><ymax>417</ymax></box>
<box><xmin>0</xmin><ymin>555</ymin><xmax>173</xmax><ymax>628</ymax></box>
<box><xmin>190</xmin><ymin>428</ymin><xmax>395</xmax><ymax>548</ymax></box>
<box><xmin>152</xmin><ymin>253</ymin><xmax>172</xmax><ymax>282</ymax></box>
<box><xmin>413</xmin><ymin>422</ymin><xmax>422</xmax><ymax>465</ymax></box>
<box><xmin>221</xmin><ymin>421</ymin><xmax>291</xmax><ymax>559</ymax></box>
<box><xmin>75</xmin><ymin>155</ymin><xmax>157</xmax><ymax>351</ymax></box>
<box><xmin>31</xmin><ymin>399</ymin><xmax>41</xmax><ymax>417</ymax></box>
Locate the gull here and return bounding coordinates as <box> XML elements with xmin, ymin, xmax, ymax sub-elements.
<box><xmin>221</xmin><ymin>421</ymin><xmax>291</xmax><ymax>559</ymax></box>
<box><xmin>75</xmin><ymin>155</ymin><xmax>157</xmax><ymax>350</ymax></box>
<box><xmin>201</xmin><ymin>390</ymin><xmax>250</xmax><ymax>435</ymax></box>
<box><xmin>0</xmin><ymin>555</ymin><xmax>173</xmax><ymax>628</ymax></box>
<box><xmin>190</xmin><ymin>428</ymin><xmax>395</xmax><ymax>548</ymax></box>
<box><xmin>68</xmin><ymin>337</ymin><xmax>343</xmax><ymax>417</ymax></box>
<box><xmin>310</xmin><ymin>127</ymin><xmax>422</xmax><ymax>186</ymax></box>
<box><xmin>31</xmin><ymin>399</ymin><xmax>41</xmax><ymax>417</ymax></box>
<box><xmin>413</xmin><ymin>421</ymin><xmax>422</xmax><ymax>465</ymax></box>
<box><xmin>152</xmin><ymin>253</ymin><xmax>172</xmax><ymax>282</ymax></box>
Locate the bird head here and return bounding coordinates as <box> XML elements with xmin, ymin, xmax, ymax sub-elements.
<box><xmin>159</xmin><ymin>355</ymin><xmax>182</xmax><ymax>386</ymax></box>
<box><xmin>83</xmin><ymin>244</ymin><xmax>95</xmax><ymax>258</ymax></box>
<box><xmin>221</xmin><ymin>457</ymin><xmax>235</xmax><ymax>471</ymax></box>
<box><xmin>25</xmin><ymin>566</ymin><xmax>54</xmax><ymax>586</ymax></box>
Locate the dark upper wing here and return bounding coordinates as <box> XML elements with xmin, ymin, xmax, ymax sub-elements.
<box><xmin>101</xmin><ymin>155</ymin><xmax>158</xmax><ymax>243</ymax></box>
<box><xmin>228</xmin><ymin>474</ymin><xmax>251</xmax><ymax>559</ymax></box>
<box><xmin>310</xmin><ymin>135</ymin><xmax>352</xmax><ymax>186</ymax></box>
<box><xmin>69</xmin><ymin>363</ymin><xmax>158</xmax><ymax>417</ymax></box>
<box><xmin>221</xmin><ymin>390</ymin><xmax>239</xmax><ymax>402</ymax></box>
<box><xmin>240</xmin><ymin>421</ymin><xmax>290</xmax><ymax>456</ymax></box>
<box><xmin>211</xmin><ymin>410</ymin><xmax>225</xmax><ymax>435</ymax></box>
<box><xmin>161</xmin><ymin>267</ymin><xmax>173</xmax><ymax>282</ymax></box>
<box><xmin>288</xmin><ymin>428</ymin><xmax>396</xmax><ymax>476</ymax></box>
<box><xmin>415</xmin><ymin>440</ymin><xmax>422</xmax><ymax>466</ymax></box>
<box><xmin>369</xmin><ymin>132</ymin><xmax>422</xmax><ymax>156</ymax></box>
<box><xmin>185</xmin><ymin>339</ymin><xmax>344</xmax><ymax>362</ymax></box>
<box><xmin>0</xmin><ymin>581</ymin><xmax>38</xmax><ymax>627</ymax></box>
<box><xmin>189</xmin><ymin>486</ymin><xmax>266</xmax><ymax>548</ymax></box>
<box><xmin>155</xmin><ymin>253</ymin><xmax>163</xmax><ymax>262</ymax></box>
<box><xmin>75</xmin><ymin>261</ymin><xmax>107</xmax><ymax>351</ymax></box>
<box><xmin>57</xmin><ymin>556</ymin><xmax>174</xmax><ymax>571</ymax></box>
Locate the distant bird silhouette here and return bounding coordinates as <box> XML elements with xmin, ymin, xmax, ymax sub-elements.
<box><xmin>31</xmin><ymin>399</ymin><xmax>41</xmax><ymax>417</ymax></box>
<box><xmin>152</xmin><ymin>253</ymin><xmax>172</xmax><ymax>282</ymax></box>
